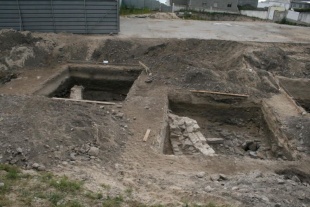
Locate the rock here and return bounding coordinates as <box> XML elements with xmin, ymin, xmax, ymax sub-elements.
<box><xmin>261</xmin><ymin>196</ymin><xmax>269</xmax><ymax>202</ymax></box>
<box><xmin>88</xmin><ymin>147</ymin><xmax>99</xmax><ymax>156</ymax></box>
<box><xmin>70</xmin><ymin>153</ymin><xmax>76</xmax><ymax>161</ymax></box>
<box><xmin>196</xmin><ymin>172</ymin><xmax>206</xmax><ymax>178</ymax></box>
<box><xmin>0</xmin><ymin>182</ymin><xmax>4</xmax><ymax>187</ymax></box>
<box><xmin>291</xmin><ymin>175</ymin><xmax>301</xmax><ymax>183</ymax></box>
<box><xmin>249</xmin><ymin>170</ymin><xmax>263</xmax><ymax>179</ymax></box>
<box><xmin>32</xmin><ymin>163</ymin><xmax>40</xmax><ymax>169</ymax></box>
<box><xmin>206</xmin><ymin>138</ymin><xmax>224</xmax><ymax>144</ymax></box>
<box><xmin>277</xmin><ymin>179</ymin><xmax>285</xmax><ymax>184</ymax></box>
<box><xmin>204</xmin><ymin>185</ymin><xmax>213</xmax><ymax>192</ymax></box>
<box><xmin>249</xmin><ymin>151</ymin><xmax>257</xmax><ymax>158</ymax></box>
<box><xmin>232</xmin><ymin>186</ymin><xmax>239</xmax><ymax>191</ymax></box>
<box><xmin>210</xmin><ymin>174</ymin><xmax>220</xmax><ymax>181</ymax></box>
<box><xmin>115</xmin><ymin>113</ymin><xmax>124</xmax><ymax>119</ymax></box>
<box><xmin>145</xmin><ymin>77</ymin><xmax>153</xmax><ymax>83</ymax></box>
<box><xmin>16</xmin><ymin>147</ymin><xmax>23</xmax><ymax>153</ymax></box>
<box><xmin>274</xmin><ymin>203</ymin><xmax>281</xmax><ymax>207</ymax></box>
<box><xmin>116</xmin><ymin>105</ymin><xmax>122</xmax><ymax>108</ymax></box>
<box><xmin>37</xmin><ymin>165</ymin><xmax>46</xmax><ymax>171</ymax></box>
<box><xmin>219</xmin><ymin>174</ymin><xmax>229</xmax><ymax>181</ymax></box>
<box><xmin>62</xmin><ymin>161</ymin><xmax>68</xmax><ymax>165</ymax></box>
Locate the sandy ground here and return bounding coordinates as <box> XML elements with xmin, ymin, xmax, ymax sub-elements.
<box><xmin>119</xmin><ymin>18</ymin><xmax>310</xmax><ymax>43</ymax></box>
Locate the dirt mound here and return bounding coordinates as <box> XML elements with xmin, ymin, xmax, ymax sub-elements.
<box><xmin>0</xmin><ymin>29</ymin><xmax>39</xmax><ymax>51</ymax></box>
<box><xmin>0</xmin><ymin>29</ymin><xmax>56</xmax><ymax>73</ymax></box>
<box><xmin>126</xmin><ymin>12</ymin><xmax>179</xmax><ymax>19</ymax></box>
<box><xmin>0</xmin><ymin>95</ymin><xmax>130</xmax><ymax>169</ymax></box>
<box><xmin>92</xmin><ymin>39</ymin><xmax>282</xmax><ymax>96</ymax></box>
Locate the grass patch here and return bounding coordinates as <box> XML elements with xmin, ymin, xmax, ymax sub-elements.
<box><xmin>102</xmin><ymin>196</ymin><xmax>123</xmax><ymax>207</ymax></box>
<box><xmin>49</xmin><ymin>176</ymin><xmax>82</xmax><ymax>193</ymax></box>
<box><xmin>120</xmin><ymin>6</ymin><xmax>152</xmax><ymax>15</ymax></box>
<box><xmin>0</xmin><ymin>164</ymin><xmax>20</xmax><ymax>180</ymax></box>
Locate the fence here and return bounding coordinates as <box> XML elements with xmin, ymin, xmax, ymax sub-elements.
<box><xmin>241</xmin><ymin>8</ymin><xmax>310</xmax><ymax>25</ymax></box>
<box><xmin>0</xmin><ymin>0</ymin><xmax>120</xmax><ymax>34</ymax></box>
<box><xmin>240</xmin><ymin>10</ymin><xmax>268</xmax><ymax>19</ymax></box>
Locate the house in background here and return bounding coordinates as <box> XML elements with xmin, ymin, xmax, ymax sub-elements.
<box><xmin>258</xmin><ymin>0</ymin><xmax>290</xmax><ymax>9</ymax></box>
<box><xmin>290</xmin><ymin>0</ymin><xmax>310</xmax><ymax>10</ymax></box>
<box><xmin>171</xmin><ymin>0</ymin><xmax>239</xmax><ymax>13</ymax></box>
<box><xmin>238</xmin><ymin>0</ymin><xmax>259</xmax><ymax>8</ymax></box>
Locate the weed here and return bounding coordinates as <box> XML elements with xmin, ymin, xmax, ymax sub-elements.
<box><xmin>125</xmin><ymin>188</ymin><xmax>133</xmax><ymax>197</ymax></box>
<box><xmin>102</xmin><ymin>195</ymin><xmax>123</xmax><ymax>207</ymax></box>
<box><xmin>85</xmin><ymin>191</ymin><xmax>103</xmax><ymax>200</ymax></box>
<box><xmin>50</xmin><ymin>176</ymin><xmax>82</xmax><ymax>193</ymax></box>
<box><xmin>48</xmin><ymin>192</ymin><xmax>65</xmax><ymax>205</ymax></box>
<box><xmin>120</xmin><ymin>6</ymin><xmax>152</xmax><ymax>15</ymax></box>
<box><xmin>41</xmin><ymin>172</ymin><xmax>53</xmax><ymax>182</ymax></box>
<box><xmin>0</xmin><ymin>164</ymin><xmax>20</xmax><ymax>180</ymax></box>
<box><xmin>63</xmin><ymin>200</ymin><xmax>84</xmax><ymax>207</ymax></box>
<box><xmin>101</xmin><ymin>183</ymin><xmax>111</xmax><ymax>190</ymax></box>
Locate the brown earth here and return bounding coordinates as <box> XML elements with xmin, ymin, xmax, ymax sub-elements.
<box><xmin>0</xmin><ymin>29</ymin><xmax>310</xmax><ymax>207</ymax></box>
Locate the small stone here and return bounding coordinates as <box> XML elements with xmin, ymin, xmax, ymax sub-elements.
<box><xmin>249</xmin><ymin>151</ymin><xmax>257</xmax><ymax>158</ymax></box>
<box><xmin>291</xmin><ymin>175</ymin><xmax>300</xmax><ymax>183</ymax></box>
<box><xmin>274</xmin><ymin>203</ymin><xmax>281</xmax><ymax>207</ymax></box>
<box><xmin>88</xmin><ymin>147</ymin><xmax>99</xmax><ymax>156</ymax></box>
<box><xmin>261</xmin><ymin>196</ymin><xmax>269</xmax><ymax>202</ymax></box>
<box><xmin>115</xmin><ymin>113</ymin><xmax>124</xmax><ymax>119</ymax></box>
<box><xmin>116</xmin><ymin>105</ymin><xmax>122</xmax><ymax>108</ymax></box>
<box><xmin>196</xmin><ymin>172</ymin><xmax>206</xmax><ymax>178</ymax></box>
<box><xmin>0</xmin><ymin>182</ymin><xmax>4</xmax><ymax>187</ymax></box>
<box><xmin>219</xmin><ymin>174</ymin><xmax>229</xmax><ymax>181</ymax></box>
<box><xmin>277</xmin><ymin>179</ymin><xmax>285</xmax><ymax>184</ymax></box>
<box><xmin>37</xmin><ymin>165</ymin><xmax>46</xmax><ymax>171</ymax></box>
<box><xmin>62</xmin><ymin>161</ymin><xmax>68</xmax><ymax>165</ymax></box>
<box><xmin>232</xmin><ymin>186</ymin><xmax>239</xmax><ymax>190</ymax></box>
<box><xmin>32</xmin><ymin>163</ymin><xmax>39</xmax><ymax>169</ymax></box>
<box><xmin>16</xmin><ymin>147</ymin><xmax>23</xmax><ymax>153</ymax></box>
<box><xmin>210</xmin><ymin>174</ymin><xmax>220</xmax><ymax>181</ymax></box>
<box><xmin>204</xmin><ymin>185</ymin><xmax>213</xmax><ymax>192</ymax></box>
<box><xmin>99</xmin><ymin>106</ymin><xmax>105</xmax><ymax>109</ymax></box>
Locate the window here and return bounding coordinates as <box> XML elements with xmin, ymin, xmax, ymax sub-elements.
<box><xmin>227</xmin><ymin>3</ymin><xmax>232</xmax><ymax>7</ymax></box>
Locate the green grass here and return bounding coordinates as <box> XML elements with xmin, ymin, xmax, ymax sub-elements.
<box><xmin>102</xmin><ymin>196</ymin><xmax>123</xmax><ymax>207</ymax></box>
<box><xmin>49</xmin><ymin>176</ymin><xmax>82</xmax><ymax>193</ymax></box>
<box><xmin>0</xmin><ymin>164</ymin><xmax>232</xmax><ymax>207</ymax></box>
<box><xmin>0</xmin><ymin>164</ymin><xmax>20</xmax><ymax>180</ymax></box>
<box><xmin>48</xmin><ymin>192</ymin><xmax>65</xmax><ymax>205</ymax></box>
<box><xmin>120</xmin><ymin>6</ymin><xmax>152</xmax><ymax>15</ymax></box>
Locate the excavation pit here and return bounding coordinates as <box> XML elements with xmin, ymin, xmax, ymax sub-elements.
<box><xmin>165</xmin><ymin>92</ymin><xmax>285</xmax><ymax>159</ymax></box>
<box><xmin>279</xmin><ymin>77</ymin><xmax>310</xmax><ymax>113</ymax></box>
<box><xmin>35</xmin><ymin>64</ymin><xmax>142</xmax><ymax>102</ymax></box>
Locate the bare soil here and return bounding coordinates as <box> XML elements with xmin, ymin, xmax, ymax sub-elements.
<box><xmin>0</xmin><ymin>29</ymin><xmax>310</xmax><ymax>207</ymax></box>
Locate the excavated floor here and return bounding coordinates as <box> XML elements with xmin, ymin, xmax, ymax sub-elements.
<box><xmin>165</xmin><ymin>94</ymin><xmax>286</xmax><ymax>160</ymax></box>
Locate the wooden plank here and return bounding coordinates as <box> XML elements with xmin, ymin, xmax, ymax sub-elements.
<box><xmin>143</xmin><ymin>129</ymin><xmax>151</xmax><ymax>142</ymax></box>
<box><xmin>52</xmin><ymin>97</ymin><xmax>115</xmax><ymax>105</ymax></box>
<box><xmin>139</xmin><ymin>61</ymin><xmax>151</xmax><ymax>74</ymax></box>
<box><xmin>190</xmin><ymin>90</ymin><xmax>249</xmax><ymax>98</ymax></box>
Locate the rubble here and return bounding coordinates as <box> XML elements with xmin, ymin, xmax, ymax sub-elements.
<box><xmin>168</xmin><ymin>113</ymin><xmax>215</xmax><ymax>156</ymax></box>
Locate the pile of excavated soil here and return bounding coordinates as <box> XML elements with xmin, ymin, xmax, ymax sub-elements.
<box><xmin>0</xmin><ymin>94</ymin><xmax>130</xmax><ymax>169</ymax></box>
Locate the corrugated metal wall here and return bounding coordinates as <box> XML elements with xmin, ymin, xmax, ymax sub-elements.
<box><xmin>0</xmin><ymin>0</ymin><xmax>119</xmax><ymax>34</ymax></box>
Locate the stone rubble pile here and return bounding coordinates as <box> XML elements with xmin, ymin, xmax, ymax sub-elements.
<box><xmin>168</xmin><ymin>113</ymin><xmax>215</xmax><ymax>156</ymax></box>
